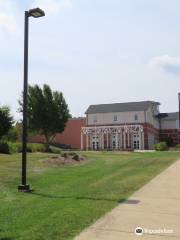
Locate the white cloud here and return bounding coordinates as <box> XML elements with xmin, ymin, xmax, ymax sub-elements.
<box><xmin>150</xmin><ymin>55</ymin><xmax>180</xmax><ymax>75</ymax></box>
<box><xmin>0</xmin><ymin>0</ymin><xmax>17</xmax><ymax>33</ymax></box>
<box><xmin>31</xmin><ymin>0</ymin><xmax>72</xmax><ymax>15</ymax></box>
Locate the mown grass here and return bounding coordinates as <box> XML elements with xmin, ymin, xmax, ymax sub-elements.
<box><xmin>0</xmin><ymin>151</ymin><xmax>179</xmax><ymax>240</ymax></box>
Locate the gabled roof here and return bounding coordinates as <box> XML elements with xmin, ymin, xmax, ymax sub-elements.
<box><xmin>85</xmin><ymin>101</ymin><xmax>160</xmax><ymax>114</ymax></box>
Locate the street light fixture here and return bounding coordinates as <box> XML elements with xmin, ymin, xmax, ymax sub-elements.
<box><xmin>18</xmin><ymin>8</ymin><xmax>45</xmax><ymax>192</ymax></box>
<box><xmin>29</xmin><ymin>8</ymin><xmax>45</xmax><ymax>18</ymax></box>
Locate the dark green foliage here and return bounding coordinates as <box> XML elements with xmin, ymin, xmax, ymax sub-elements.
<box><xmin>2</xmin><ymin>126</ymin><xmax>18</xmax><ymax>142</ymax></box>
<box><xmin>154</xmin><ymin>142</ymin><xmax>168</xmax><ymax>151</ymax></box>
<box><xmin>161</xmin><ymin>137</ymin><xmax>173</xmax><ymax>147</ymax></box>
<box><xmin>0</xmin><ymin>142</ymin><xmax>10</xmax><ymax>154</ymax></box>
<box><xmin>0</xmin><ymin>142</ymin><xmax>51</xmax><ymax>154</ymax></box>
<box><xmin>8</xmin><ymin>142</ymin><xmax>22</xmax><ymax>153</ymax></box>
<box><xmin>27</xmin><ymin>143</ymin><xmax>46</xmax><ymax>153</ymax></box>
<box><xmin>0</xmin><ymin>106</ymin><xmax>13</xmax><ymax>140</ymax></box>
<box><xmin>175</xmin><ymin>143</ymin><xmax>180</xmax><ymax>149</ymax></box>
<box><xmin>19</xmin><ymin>84</ymin><xmax>70</xmax><ymax>151</ymax></box>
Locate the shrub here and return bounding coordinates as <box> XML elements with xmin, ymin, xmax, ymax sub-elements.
<box><xmin>0</xmin><ymin>142</ymin><xmax>10</xmax><ymax>154</ymax></box>
<box><xmin>0</xmin><ymin>141</ymin><xmax>61</xmax><ymax>154</ymax></box>
<box><xmin>154</xmin><ymin>142</ymin><xmax>168</xmax><ymax>151</ymax></box>
<box><xmin>160</xmin><ymin>138</ymin><xmax>173</xmax><ymax>147</ymax></box>
<box><xmin>27</xmin><ymin>143</ymin><xmax>46</xmax><ymax>153</ymax></box>
<box><xmin>175</xmin><ymin>144</ymin><xmax>180</xmax><ymax>149</ymax></box>
<box><xmin>0</xmin><ymin>142</ymin><xmax>48</xmax><ymax>154</ymax></box>
<box><xmin>2</xmin><ymin>127</ymin><xmax>18</xmax><ymax>142</ymax></box>
<box><xmin>8</xmin><ymin>142</ymin><xmax>22</xmax><ymax>153</ymax></box>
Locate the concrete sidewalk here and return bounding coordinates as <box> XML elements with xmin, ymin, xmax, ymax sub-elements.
<box><xmin>75</xmin><ymin>159</ymin><xmax>180</xmax><ymax>240</ymax></box>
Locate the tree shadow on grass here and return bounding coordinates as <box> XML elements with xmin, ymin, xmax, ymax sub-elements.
<box><xmin>29</xmin><ymin>191</ymin><xmax>127</xmax><ymax>203</ymax></box>
<box><xmin>0</xmin><ymin>238</ymin><xmax>15</xmax><ymax>240</ymax></box>
<box><xmin>0</xmin><ymin>233</ymin><xmax>15</xmax><ymax>240</ymax></box>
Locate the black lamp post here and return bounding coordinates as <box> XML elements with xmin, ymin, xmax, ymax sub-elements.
<box><xmin>18</xmin><ymin>8</ymin><xmax>45</xmax><ymax>192</ymax></box>
<box><xmin>179</xmin><ymin>93</ymin><xmax>180</xmax><ymax>144</ymax></box>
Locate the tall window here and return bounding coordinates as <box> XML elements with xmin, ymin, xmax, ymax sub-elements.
<box><xmin>134</xmin><ymin>114</ymin><xmax>138</xmax><ymax>121</ymax></box>
<box><xmin>114</xmin><ymin>115</ymin><xmax>117</xmax><ymax>121</ymax></box>
<box><xmin>93</xmin><ymin>115</ymin><xmax>97</xmax><ymax>123</ymax></box>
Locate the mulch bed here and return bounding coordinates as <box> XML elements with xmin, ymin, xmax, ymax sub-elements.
<box><xmin>43</xmin><ymin>153</ymin><xmax>87</xmax><ymax>166</ymax></box>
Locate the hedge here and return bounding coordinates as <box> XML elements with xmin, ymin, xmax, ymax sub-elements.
<box><xmin>0</xmin><ymin>142</ymin><xmax>61</xmax><ymax>154</ymax></box>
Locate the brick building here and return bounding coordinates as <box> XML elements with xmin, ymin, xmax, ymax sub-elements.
<box><xmin>81</xmin><ymin>101</ymin><xmax>179</xmax><ymax>150</ymax></box>
<box><xmin>30</xmin><ymin>101</ymin><xmax>179</xmax><ymax>150</ymax></box>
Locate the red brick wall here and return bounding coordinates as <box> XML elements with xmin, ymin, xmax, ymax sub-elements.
<box><xmin>54</xmin><ymin>118</ymin><xmax>86</xmax><ymax>149</ymax></box>
<box><xmin>29</xmin><ymin>118</ymin><xmax>86</xmax><ymax>149</ymax></box>
<box><xmin>159</xmin><ymin>129</ymin><xmax>179</xmax><ymax>145</ymax></box>
<box><xmin>142</xmin><ymin>123</ymin><xmax>159</xmax><ymax>149</ymax></box>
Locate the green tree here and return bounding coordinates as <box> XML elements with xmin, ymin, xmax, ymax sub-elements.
<box><xmin>0</xmin><ymin>106</ymin><xmax>13</xmax><ymax>140</ymax></box>
<box><xmin>20</xmin><ymin>84</ymin><xmax>70</xmax><ymax>151</ymax></box>
<box><xmin>2</xmin><ymin>122</ymin><xmax>22</xmax><ymax>142</ymax></box>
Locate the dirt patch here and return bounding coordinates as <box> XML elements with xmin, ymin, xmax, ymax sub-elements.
<box><xmin>43</xmin><ymin>153</ymin><xmax>87</xmax><ymax>166</ymax></box>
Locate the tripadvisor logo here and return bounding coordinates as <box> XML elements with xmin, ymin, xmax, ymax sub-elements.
<box><xmin>135</xmin><ymin>227</ymin><xmax>144</xmax><ymax>236</ymax></box>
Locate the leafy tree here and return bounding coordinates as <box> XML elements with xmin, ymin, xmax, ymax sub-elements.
<box><xmin>2</xmin><ymin>122</ymin><xmax>22</xmax><ymax>142</ymax></box>
<box><xmin>2</xmin><ymin>126</ymin><xmax>18</xmax><ymax>142</ymax></box>
<box><xmin>19</xmin><ymin>84</ymin><xmax>70</xmax><ymax>151</ymax></box>
<box><xmin>0</xmin><ymin>106</ymin><xmax>13</xmax><ymax>140</ymax></box>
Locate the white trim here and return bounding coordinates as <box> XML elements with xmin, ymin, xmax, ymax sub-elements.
<box><xmin>81</xmin><ymin>124</ymin><xmax>144</xmax><ymax>150</ymax></box>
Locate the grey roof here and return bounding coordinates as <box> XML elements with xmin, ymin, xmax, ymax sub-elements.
<box><xmin>163</xmin><ymin>112</ymin><xmax>179</xmax><ymax>120</ymax></box>
<box><xmin>85</xmin><ymin>101</ymin><xmax>160</xmax><ymax>114</ymax></box>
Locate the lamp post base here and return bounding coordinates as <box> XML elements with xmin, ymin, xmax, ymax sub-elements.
<box><xmin>18</xmin><ymin>184</ymin><xmax>31</xmax><ymax>192</ymax></box>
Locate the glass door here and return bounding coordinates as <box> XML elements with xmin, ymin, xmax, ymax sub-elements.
<box><xmin>133</xmin><ymin>134</ymin><xmax>140</xmax><ymax>150</ymax></box>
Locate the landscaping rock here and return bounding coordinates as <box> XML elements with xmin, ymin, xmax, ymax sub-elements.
<box><xmin>72</xmin><ymin>154</ymin><xmax>80</xmax><ymax>161</ymax></box>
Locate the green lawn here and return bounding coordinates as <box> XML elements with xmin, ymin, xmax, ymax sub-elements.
<box><xmin>0</xmin><ymin>151</ymin><xmax>179</xmax><ymax>240</ymax></box>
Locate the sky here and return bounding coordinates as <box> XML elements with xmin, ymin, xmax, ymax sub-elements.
<box><xmin>0</xmin><ymin>0</ymin><xmax>180</xmax><ymax>120</ymax></box>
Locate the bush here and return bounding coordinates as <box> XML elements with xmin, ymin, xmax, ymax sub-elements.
<box><xmin>154</xmin><ymin>142</ymin><xmax>168</xmax><ymax>151</ymax></box>
<box><xmin>0</xmin><ymin>142</ymin><xmax>10</xmax><ymax>154</ymax></box>
<box><xmin>175</xmin><ymin>144</ymin><xmax>180</xmax><ymax>149</ymax></box>
<box><xmin>2</xmin><ymin>127</ymin><xmax>18</xmax><ymax>142</ymax></box>
<box><xmin>160</xmin><ymin>138</ymin><xmax>173</xmax><ymax>147</ymax></box>
<box><xmin>27</xmin><ymin>143</ymin><xmax>46</xmax><ymax>153</ymax></box>
<box><xmin>0</xmin><ymin>142</ymin><xmax>47</xmax><ymax>154</ymax></box>
<box><xmin>0</xmin><ymin>141</ymin><xmax>61</xmax><ymax>154</ymax></box>
<box><xmin>8</xmin><ymin>142</ymin><xmax>22</xmax><ymax>153</ymax></box>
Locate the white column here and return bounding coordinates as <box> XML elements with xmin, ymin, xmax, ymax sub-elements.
<box><xmin>99</xmin><ymin>132</ymin><xmax>101</xmax><ymax>150</ymax></box>
<box><xmin>115</xmin><ymin>131</ymin><xmax>118</xmax><ymax>150</ymax></box>
<box><xmin>81</xmin><ymin>132</ymin><xmax>83</xmax><ymax>150</ymax></box>
<box><xmin>106</xmin><ymin>133</ymin><xmax>109</xmax><ymax>149</ymax></box>
<box><xmin>123</xmin><ymin>131</ymin><xmax>126</xmax><ymax>149</ymax></box>
<box><xmin>139</xmin><ymin>130</ymin><xmax>142</xmax><ymax>150</ymax></box>
<box><xmin>102</xmin><ymin>133</ymin><xmax>104</xmax><ymax>149</ymax></box>
<box><xmin>127</xmin><ymin>132</ymin><xmax>130</xmax><ymax>148</ymax></box>
<box><xmin>141</xmin><ymin>131</ymin><xmax>144</xmax><ymax>150</ymax></box>
<box><xmin>95</xmin><ymin>129</ymin><xmax>97</xmax><ymax>150</ymax></box>
<box><xmin>86</xmin><ymin>133</ymin><xmax>89</xmax><ymax>150</ymax></box>
<box><xmin>90</xmin><ymin>133</ymin><xmax>93</xmax><ymax>150</ymax></box>
<box><xmin>110</xmin><ymin>134</ymin><xmax>112</xmax><ymax>149</ymax></box>
<box><xmin>89</xmin><ymin>134</ymin><xmax>92</xmax><ymax>150</ymax></box>
<box><xmin>120</xmin><ymin>130</ymin><xmax>123</xmax><ymax>148</ymax></box>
